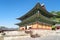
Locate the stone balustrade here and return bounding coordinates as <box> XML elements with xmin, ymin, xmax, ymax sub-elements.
<box><xmin>0</xmin><ymin>30</ymin><xmax>60</xmax><ymax>40</ymax></box>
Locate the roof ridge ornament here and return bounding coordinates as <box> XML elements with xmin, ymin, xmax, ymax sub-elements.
<box><xmin>41</xmin><ymin>3</ymin><xmax>45</xmax><ymax>9</ymax></box>
<box><xmin>41</xmin><ymin>3</ymin><xmax>44</xmax><ymax>6</ymax></box>
<box><xmin>35</xmin><ymin>3</ymin><xmax>41</xmax><ymax>9</ymax></box>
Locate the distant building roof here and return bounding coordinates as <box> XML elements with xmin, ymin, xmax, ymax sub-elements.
<box><xmin>0</xmin><ymin>27</ymin><xmax>18</xmax><ymax>32</ymax></box>
<box><xmin>55</xmin><ymin>24</ymin><xmax>60</xmax><ymax>26</ymax></box>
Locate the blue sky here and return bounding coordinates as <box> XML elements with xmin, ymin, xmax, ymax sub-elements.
<box><xmin>0</xmin><ymin>0</ymin><xmax>60</xmax><ymax>28</ymax></box>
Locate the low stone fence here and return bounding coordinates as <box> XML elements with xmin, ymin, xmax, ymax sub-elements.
<box><xmin>29</xmin><ymin>29</ymin><xmax>60</xmax><ymax>37</ymax></box>
<box><xmin>0</xmin><ymin>30</ymin><xmax>60</xmax><ymax>40</ymax></box>
<box><xmin>4</xmin><ymin>36</ymin><xmax>30</xmax><ymax>40</ymax></box>
<box><xmin>4</xmin><ymin>31</ymin><xmax>27</xmax><ymax>36</ymax></box>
